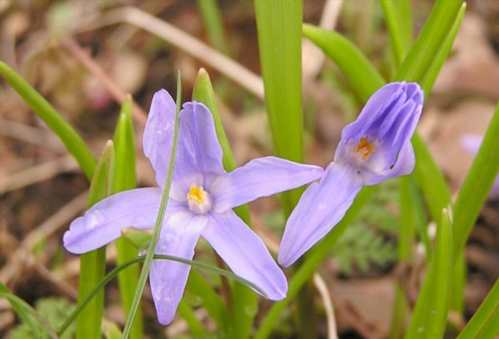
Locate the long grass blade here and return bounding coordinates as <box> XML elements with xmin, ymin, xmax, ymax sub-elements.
<box><xmin>453</xmin><ymin>104</ymin><xmax>499</xmax><ymax>253</ymax></box>
<box><xmin>178</xmin><ymin>301</ymin><xmax>206</xmax><ymax>338</ymax></box>
<box><xmin>457</xmin><ymin>279</ymin><xmax>499</xmax><ymax>339</ymax></box>
<box><xmin>380</xmin><ymin>0</ymin><xmax>411</xmax><ymax>66</ymax></box>
<box><xmin>405</xmin><ymin>208</ymin><xmax>453</xmax><ymax>339</ymax></box>
<box><xmin>254</xmin><ymin>0</ymin><xmax>304</xmax><ymax>212</ymax></box>
<box><xmin>112</xmin><ymin>97</ymin><xmax>143</xmax><ymax>339</ymax></box>
<box><xmin>395</xmin><ymin>0</ymin><xmax>464</xmax><ymax>82</ymax></box>
<box><xmin>58</xmin><ymin>253</ymin><xmax>264</xmax><ymax>336</ymax></box>
<box><xmin>197</xmin><ymin>0</ymin><xmax>229</xmax><ymax>54</ymax></box>
<box><xmin>302</xmin><ymin>24</ymin><xmax>385</xmax><ymax>101</ymax></box>
<box><xmin>193</xmin><ymin>68</ymin><xmax>254</xmax><ymax>338</ymax></box>
<box><xmin>255</xmin><ymin>187</ymin><xmax>376</xmax><ymax>339</ymax></box>
<box><xmin>420</xmin><ymin>3</ymin><xmax>466</xmax><ymax>96</ymax></box>
<box><xmin>187</xmin><ymin>270</ymin><xmax>228</xmax><ymax>329</ymax></box>
<box><xmin>76</xmin><ymin>141</ymin><xmax>114</xmax><ymax>339</ymax></box>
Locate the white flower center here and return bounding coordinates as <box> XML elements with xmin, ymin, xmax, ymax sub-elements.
<box><xmin>186</xmin><ymin>184</ymin><xmax>212</xmax><ymax>214</ymax></box>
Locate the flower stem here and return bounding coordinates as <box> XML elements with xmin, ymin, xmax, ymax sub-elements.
<box><xmin>58</xmin><ymin>254</ymin><xmax>263</xmax><ymax>337</ymax></box>
<box><xmin>122</xmin><ymin>72</ymin><xmax>182</xmax><ymax>338</ymax></box>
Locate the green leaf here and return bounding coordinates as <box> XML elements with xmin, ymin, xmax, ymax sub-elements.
<box><xmin>457</xmin><ymin>279</ymin><xmax>499</xmax><ymax>339</ymax></box>
<box><xmin>255</xmin><ymin>187</ymin><xmax>376</xmax><ymax>339</ymax></box>
<box><xmin>187</xmin><ymin>270</ymin><xmax>228</xmax><ymax>331</ymax></box>
<box><xmin>395</xmin><ymin>0</ymin><xmax>464</xmax><ymax>82</ymax></box>
<box><xmin>395</xmin><ymin>0</ymin><xmax>413</xmax><ymax>48</ymax></box>
<box><xmin>103</xmin><ymin>320</ymin><xmax>123</xmax><ymax>339</ymax></box>
<box><xmin>255</xmin><ymin>0</ymin><xmax>304</xmax><ymax>213</ymax></box>
<box><xmin>420</xmin><ymin>3</ymin><xmax>466</xmax><ymax>97</ymax></box>
<box><xmin>193</xmin><ymin>68</ymin><xmax>254</xmax><ymax>338</ymax></box>
<box><xmin>380</xmin><ymin>0</ymin><xmax>412</xmax><ymax>66</ymax></box>
<box><xmin>0</xmin><ymin>283</ymin><xmax>55</xmax><ymax>339</ymax></box>
<box><xmin>0</xmin><ymin>61</ymin><xmax>95</xmax><ymax>179</ymax></box>
<box><xmin>193</xmin><ymin>69</ymin><xmax>237</xmax><ymax>171</ymax></box>
<box><xmin>453</xmin><ymin>104</ymin><xmax>499</xmax><ymax>253</ymax></box>
<box><xmin>302</xmin><ymin>24</ymin><xmax>385</xmax><ymax>102</ymax></box>
<box><xmin>398</xmin><ymin>177</ymin><xmax>418</xmax><ymax>261</ymax></box>
<box><xmin>405</xmin><ymin>208</ymin><xmax>453</xmax><ymax>339</ymax></box>
<box><xmin>388</xmin><ymin>284</ymin><xmax>410</xmax><ymax>339</ymax></box>
<box><xmin>412</xmin><ymin>134</ymin><xmax>452</xmax><ymax>222</ymax></box>
<box><xmin>112</xmin><ymin>97</ymin><xmax>143</xmax><ymax>339</ymax></box>
<box><xmin>77</xmin><ymin>141</ymin><xmax>114</xmax><ymax>339</ymax></box>
<box><xmin>178</xmin><ymin>301</ymin><xmax>206</xmax><ymax>338</ymax></box>
<box><xmin>11</xmin><ymin>298</ymin><xmax>75</xmax><ymax>339</ymax></box>
<box><xmin>58</xmin><ymin>254</ymin><xmax>266</xmax><ymax>337</ymax></box>
<box><xmin>197</xmin><ymin>0</ymin><xmax>229</xmax><ymax>54</ymax></box>
<box><xmin>121</xmin><ymin>228</ymin><xmax>152</xmax><ymax>250</ymax></box>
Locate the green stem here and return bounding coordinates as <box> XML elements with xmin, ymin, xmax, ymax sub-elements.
<box><xmin>122</xmin><ymin>73</ymin><xmax>182</xmax><ymax>338</ymax></box>
<box><xmin>58</xmin><ymin>254</ymin><xmax>263</xmax><ymax>337</ymax></box>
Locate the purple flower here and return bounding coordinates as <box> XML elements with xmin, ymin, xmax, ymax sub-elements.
<box><xmin>461</xmin><ymin>134</ymin><xmax>499</xmax><ymax>198</ymax></box>
<box><xmin>63</xmin><ymin>90</ymin><xmax>323</xmax><ymax>325</ymax></box>
<box><xmin>278</xmin><ymin>82</ymin><xmax>424</xmax><ymax>267</ymax></box>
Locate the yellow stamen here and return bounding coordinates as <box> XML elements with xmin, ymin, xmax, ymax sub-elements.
<box><xmin>354</xmin><ymin>137</ymin><xmax>376</xmax><ymax>160</ymax></box>
<box><xmin>187</xmin><ymin>185</ymin><xmax>207</xmax><ymax>204</ymax></box>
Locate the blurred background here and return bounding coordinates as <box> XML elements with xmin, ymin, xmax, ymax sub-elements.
<box><xmin>0</xmin><ymin>0</ymin><xmax>498</xmax><ymax>338</ymax></box>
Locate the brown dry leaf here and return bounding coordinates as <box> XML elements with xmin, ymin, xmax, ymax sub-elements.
<box><xmin>332</xmin><ymin>276</ymin><xmax>394</xmax><ymax>338</ymax></box>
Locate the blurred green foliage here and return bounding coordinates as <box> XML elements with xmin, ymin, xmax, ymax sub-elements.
<box><xmin>11</xmin><ymin>298</ymin><xmax>75</xmax><ymax>339</ymax></box>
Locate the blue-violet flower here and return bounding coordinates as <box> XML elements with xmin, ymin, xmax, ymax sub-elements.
<box><xmin>63</xmin><ymin>89</ymin><xmax>323</xmax><ymax>324</ymax></box>
<box><xmin>278</xmin><ymin>82</ymin><xmax>424</xmax><ymax>267</ymax></box>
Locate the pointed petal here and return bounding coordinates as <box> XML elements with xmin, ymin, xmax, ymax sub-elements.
<box><xmin>278</xmin><ymin>164</ymin><xmax>362</xmax><ymax>267</ymax></box>
<box><xmin>150</xmin><ymin>211</ymin><xmax>207</xmax><ymax>325</ymax></box>
<box><xmin>210</xmin><ymin>156</ymin><xmax>323</xmax><ymax>212</ymax></box>
<box><xmin>63</xmin><ymin>188</ymin><xmax>163</xmax><ymax>254</ymax></box>
<box><xmin>203</xmin><ymin>211</ymin><xmax>287</xmax><ymax>300</ymax></box>
<box><xmin>143</xmin><ymin>90</ymin><xmax>176</xmax><ymax>186</ymax></box>
<box><xmin>179</xmin><ymin>101</ymin><xmax>224</xmax><ymax>176</ymax></box>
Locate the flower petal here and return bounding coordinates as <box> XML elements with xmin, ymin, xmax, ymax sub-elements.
<box><xmin>335</xmin><ymin>82</ymin><xmax>423</xmax><ymax>184</ymax></box>
<box><xmin>210</xmin><ymin>156</ymin><xmax>323</xmax><ymax>212</ymax></box>
<box><xmin>150</xmin><ymin>211</ymin><xmax>207</xmax><ymax>325</ymax></box>
<box><xmin>179</xmin><ymin>101</ymin><xmax>224</xmax><ymax>176</ymax></box>
<box><xmin>143</xmin><ymin>90</ymin><xmax>177</xmax><ymax>186</ymax></box>
<box><xmin>278</xmin><ymin>164</ymin><xmax>362</xmax><ymax>267</ymax></box>
<box><xmin>363</xmin><ymin>141</ymin><xmax>415</xmax><ymax>185</ymax></box>
<box><xmin>63</xmin><ymin>188</ymin><xmax>162</xmax><ymax>254</ymax></box>
<box><xmin>203</xmin><ymin>211</ymin><xmax>287</xmax><ymax>300</ymax></box>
